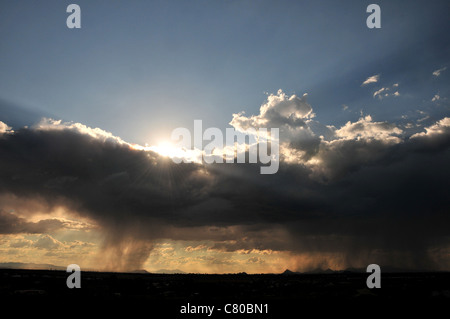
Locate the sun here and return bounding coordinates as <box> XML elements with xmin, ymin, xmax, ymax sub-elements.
<box><xmin>151</xmin><ymin>141</ymin><xmax>181</xmax><ymax>158</ymax></box>
<box><xmin>139</xmin><ymin>140</ymin><xmax>202</xmax><ymax>163</ymax></box>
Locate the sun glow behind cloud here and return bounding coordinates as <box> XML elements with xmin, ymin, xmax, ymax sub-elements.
<box><xmin>131</xmin><ymin>141</ymin><xmax>203</xmax><ymax>164</ymax></box>
<box><xmin>149</xmin><ymin>142</ymin><xmax>186</xmax><ymax>159</ymax></box>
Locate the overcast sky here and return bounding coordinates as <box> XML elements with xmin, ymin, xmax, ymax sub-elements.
<box><xmin>0</xmin><ymin>0</ymin><xmax>449</xmax><ymax>273</ymax></box>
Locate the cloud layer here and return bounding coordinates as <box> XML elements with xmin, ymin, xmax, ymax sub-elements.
<box><xmin>1</xmin><ymin>92</ymin><xmax>450</xmax><ymax>272</ymax></box>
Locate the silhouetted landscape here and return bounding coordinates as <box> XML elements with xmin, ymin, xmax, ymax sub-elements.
<box><xmin>1</xmin><ymin>268</ymin><xmax>448</xmax><ymax>316</ymax></box>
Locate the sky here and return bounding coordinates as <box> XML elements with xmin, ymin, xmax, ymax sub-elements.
<box><xmin>0</xmin><ymin>0</ymin><xmax>449</xmax><ymax>273</ymax></box>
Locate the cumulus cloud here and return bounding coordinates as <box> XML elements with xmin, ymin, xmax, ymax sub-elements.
<box><xmin>0</xmin><ymin>121</ymin><xmax>13</xmax><ymax>134</ymax></box>
<box><xmin>230</xmin><ymin>89</ymin><xmax>313</xmax><ymax>131</ymax></box>
<box><xmin>1</xmin><ymin>94</ymin><xmax>450</xmax><ymax>271</ymax></box>
<box><xmin>361</xmin><ymin>74</ymin><xmax>380</xmax><ymax>86</ymax></box>
<box><xmin>230</xmin><ymin>90</ymin><xmax>323</xmax><ymax>161</ymax></box>
<box><xmin>335</xmin><ymin>115</ymin><xmax>402</xmax><ymax>142</ymax></box>
<box><xmin>411</xmin><ymin>117</ymin><xmax>450</xmax><ymax>138</ymax></box>
<box><xmin>34</xmin><ymin>118</ymin><xmax>128</xmax><ymax>145</ymax></box>
<box><xmin>33</xmin><ymin>234</ymin><xmax>65</xmax><ymax>250</ymax></box>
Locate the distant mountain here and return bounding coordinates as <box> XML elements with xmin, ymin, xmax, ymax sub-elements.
<box><xmin>305</xmin><ymin>268</ymin><xmax>340</xmax><ymax>274</ymax></box>
<box><xmin>152</xmin><ymin>269</ymin><xmax>186</xmax><ymax>274</ymax></box>
<box><xmin>0</xmin><ymin>262</ymin><xmax>66</xmax><ymax>271</ymax></box>
<box><xmin>282</xmin><ymin>269</ymin><xmax>301</xmax><ymax>275</ymax></box>
<box><xmin>282</xmin><ymin>268</ymin><xmax>364</xmax><ymax>274</ymax></box>
<box><xmin>0</xmin><ymin>263</ymin><xmax>189</xmax><ymax>274</ymax></box>
<box><xmin>281</xmin><ymin>266</ymin><xmax>431</xmax><ymax>275</ymax></box>
<box><xmin>341</xmin><ymin>267</ymin><xmax>365</xmax><ymax>273</ymax></box>
<box><xmin>129</xmin><ymin>269</ymin><xmax>149</xmax><ymax>274</ymax></box>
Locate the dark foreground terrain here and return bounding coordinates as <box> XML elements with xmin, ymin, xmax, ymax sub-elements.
<box><xmin>1</xmin><ymin>269</ymin><xmax>449</xmax><ymax>317</ymax></box>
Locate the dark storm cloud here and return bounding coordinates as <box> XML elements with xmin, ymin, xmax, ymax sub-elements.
<box><xmin>0</xmin><ymin>114</ymin><xmax>449</xmax><ymax>271</ymax></box>
<box><xmin>0</xmin><ymin>126</ymin><xmax>209</xmax><ymax>225</ymax></box>
<box><xmin>0</xmin><ymin>210</ymin><xmax>65</xmax><ymax>234</ymax></box>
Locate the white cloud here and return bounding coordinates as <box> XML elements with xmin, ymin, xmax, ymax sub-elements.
<box><xmin>411</xmin><ymin>117</ymin><xmax>450</xmax><ymax>138</ymax></box>
<box><xmin>432</xmin><ymin>94</ymin><xmax>440</xmax><ymax>102</ymax></box>
<box><xmin>285</xmin><ymin>115</ymin><xmax>405</xmax><ymax>181</ymax></box>
<box><xmin>230</xmin><ymin>89</ymin><xmax>319</xmax><ymax>161</ymax></box>
<box><xmin>433</xmin><ymin>67</ymin><xmax>447</xmax><ymax>77</ymax></box>
<box><xmin>335</xmin><ymin>115</ymin><xmax>403</xmax><ymax>143</ymax></box>
<box><xmin>373</xmin><ymin>83</ymin><xmax>400</xmax><ymax>99</ymax></box>
<box><xmin>231</xmin><ymin>90</ymin><xmax>407</xmax><ymax>170</ymax></box>
<box><xmin>373</xmin><ymin>87</ymin><xmax>388</xmax><ymax>99</ymax></box>
<box><xmin>230</xmin><ymin>89</ymin><xmax>313</xmax><ymax>131</ymax></box>
<box><xmin>0</xmin><ymin>121</ymin><xmax>13</xmax><ymax>134</ymax></box>
<box><xmin>362</xmin><ymin>74</ymin><xmax>380</xmax><ymax>86</ymax></box>
<box><xmin>417</xmin><ymin>115</ymin><xmax>430</xmax><ymax>123</ymax></box>
<box><xmin>34</xmin><ymin>118</ymin><xmax>128</xmax><ymax>145</ymax></box>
